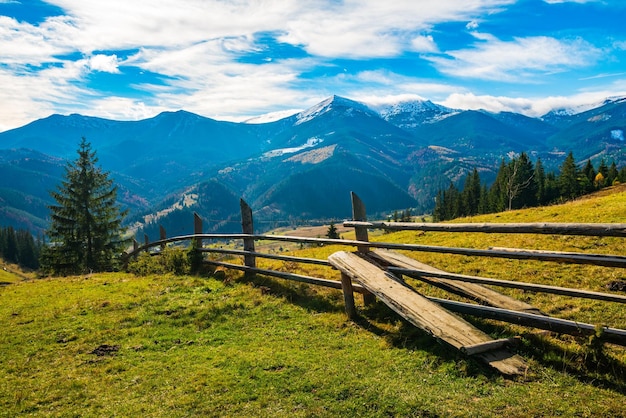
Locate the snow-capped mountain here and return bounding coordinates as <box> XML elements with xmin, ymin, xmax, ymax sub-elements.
<box><xmin>1</xmin><ymin>94</ymin><xmax>625</xmax><ymax>235</ymax></box>
<box><xmin>295</xmin><ymin>95</ymin><xmax>378</xmax><ymax>125</ymax></box>
<box><xmin>377</xmin><ymin>99</ymin><xmax>458</xmax><ymax>129</ymax></box>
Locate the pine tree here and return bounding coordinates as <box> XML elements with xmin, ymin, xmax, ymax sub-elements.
<box><xmin>582</xmin><ymin>159</ymin><xmax>596</xmax><ymax>193</ymax></box>
<box><xmin>41</xmin><ymin>138</ymin><xmax>127</xmax><ymax>275</ymax></box>
<box><xmin>326</xmin><ymin>222</ymin><xmax>340</xmax><ymax>239</ymax></box>
<box><xmin>558</xmin><ymin>152</ymin><xmax>580</xmax><ymax>200</ymax></box>
<box><xmin>462</xmin><ymin>168</ymin><xmax>481</xmax><ymax>216</ymax></box>
<box><xmin>608</xmin><ymin>161</ymin><xmax>619</xmax><ymax>185</ymax></box>
<box><xmin>488</xmin><ymin>159</ymin><xmax>508</xmax><ymax>213</ymax></box>
<box><xmin>534</xmin><ymin>157</ymin><xmax>546</xmax><ymax>205</ymax></box>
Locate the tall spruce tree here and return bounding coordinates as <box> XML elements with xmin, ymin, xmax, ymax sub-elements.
<box><xmin>558</xmin><ymin>152</ymin><xmax>580</xmax><ymax>200</ymax></box>
<box><xmin>41</xmin><ymin>138</ymin><xmax>127</xmax><ymax>275</ymax></box>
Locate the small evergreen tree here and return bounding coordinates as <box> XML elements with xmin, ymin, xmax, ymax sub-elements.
<box><xmin>41</xmin><ymin>138</ymin><xmax>127</xmax><ymax>275</ymax></box>
<box><xmin>582</xmin><ymin>159</ymin><xmax>596</xmax><ymax>193</ymax></box>
<box><xmin>558</xmin><ymin>152</ymin><xmax>580</xmax><ymax>200</ymax></box>
<box><xmin>326</xmin><ymin>222</ymin><xmax>340</xmax><ymax>239</ymax></box>
<box><xmin>608</xmin><ymin>161</ymin><xmax>619</xmax><ymax>185</ymax></box>
<box><xmin>534</xmin><ymin>157</ymin><xmax>546</xmax><ymax>205</ymax></box>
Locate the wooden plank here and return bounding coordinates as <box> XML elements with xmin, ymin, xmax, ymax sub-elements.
<box><xmin>201</xmin><ymin>247</ymin><xmax>331</xmax><ymax>266</ymax></box>
<box><xmin>369</xmin><ymin>249</ymin><xmax>543</xmax><ymax>315</ymax></box>
<box><xmin>430</xmin><ymin>297</ymin><xmax>626</xmax><ymax>346</ymax></box>
<box><xmin>461</xmin><ymin>337</ymin><xmax>520</xmax><ymax>356</ymax></box>
<box><xmin>328</xmin><ymin>251</ymin><xmax>527</xmax><ymax>376</ymax></box>
<box><xmin>343</xmin><ymin>221</ymin><xmax>626</xmax><ymax>237</ymax></box>
<box><xmin>389</xmin><ymin>267</ymin><xmax>626</xmax><ymax>304</ymax></box>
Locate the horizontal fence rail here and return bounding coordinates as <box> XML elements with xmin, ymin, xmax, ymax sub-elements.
<box><xmin>344</xmin><ymin>221</ymin><xmax>626</xmax><ymax>237</ymax></box>
<box><xmin>390</xmin><ymin>267</ymin><xmax>626</xmax><ymax>304</ymax></box>
<box><xmin>128</xmin><ymin>233</ymin><xmax>626</xmax><ymax>269</ymax></box>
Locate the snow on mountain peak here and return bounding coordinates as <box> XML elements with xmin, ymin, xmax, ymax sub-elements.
<box><xmin>378</xmin><ymin>99</ymin><xmax>451</xmax><ymax>118</ymax></box>
<box><xmin>295</xmin><ymin>95</ymin><xmax>374</xmax><ymax>125</ymax></box>
<box><xmin>375</xmin><ymin>99</ymin><xmax>456</xmax><ymax>127</ymax></box>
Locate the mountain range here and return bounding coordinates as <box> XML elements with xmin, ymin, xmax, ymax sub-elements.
<box><xmin>1</xmin><ymin>95</ymin><xmax>625</xmax><ymax>238</ymax></box>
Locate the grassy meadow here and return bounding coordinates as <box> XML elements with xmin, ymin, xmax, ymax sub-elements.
<box><xmin>2</xmin><ymin>186</ymin><xmax>626</xmax><ymax>416</ymax></box>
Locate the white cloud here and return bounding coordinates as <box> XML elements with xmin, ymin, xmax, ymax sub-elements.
<box><xmin>441</xmin><ymin>90</ymin><xmax>626</xmax><ymax>117</ymax></box>
<box><xmin>429</xmin><ymin>35</ymin><xmax>601</xmax><ymax>81</ymax></box>
<box><xmin>543</xmin><ymin>0</ymin><xmax>600</xmax><ymax>3</ymax></box>
<box><xmin>0</xmin><ymin>0</ymin><xmax>623</xmax><ymax>131</ymax></box>
<box><xmin>466</xmin><ymin>20</ymin><xmax>480</xmax><ymax>30</ymax></box>
<box><xmin>411</xmin><ymin>35</ymin><xmax>438</xmax><ymax>53</ymax></box>
<box><xmin>88</xmin><ymin>54</ymin><xmax>120</xmax><ymax>73</ymax></box>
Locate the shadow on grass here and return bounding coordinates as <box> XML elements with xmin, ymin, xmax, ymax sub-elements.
<box><xmin>226</xmin><ymin>272</ymin><xmax>626</xmax><ymax>388</ymax></box>
<box><xmin>235</xmin><ymin>272</ymin><xmax>500</xmax><ymax>378</ymax></box>
<box><xmin>236</xmin><ymin>272</ymin><xmax>346</xmax><ymax>314</ymax></box>
<box><xmin>464</xmin><ymin>315</ymin><xmax>626</xmax><ymax>393</ymax></box>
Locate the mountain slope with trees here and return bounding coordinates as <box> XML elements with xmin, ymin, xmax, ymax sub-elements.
<box><xmin>1</xmin><ymin>95</ymin><xmax>626</xmax><ymax>235</ymax></box>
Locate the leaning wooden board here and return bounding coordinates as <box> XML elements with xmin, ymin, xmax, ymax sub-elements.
<box><xmin>369</xmin><ymin>249</ymin><xmax>543</xmax><ymax>315</ymax></box>
<box><xmin>328</xmin><ymin>251</ymin><xmax>527</xmax><ymax>376</ymax></box>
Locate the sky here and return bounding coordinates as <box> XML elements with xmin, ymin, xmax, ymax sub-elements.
<box><xmin>1</xmin><ymin>0</ymin><xmax>626</xmax><ymax>132</ymax></box>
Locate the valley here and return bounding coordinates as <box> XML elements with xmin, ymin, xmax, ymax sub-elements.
<box><xmin>1</xmin><ymin>95</ymin><xmax>625</xmax><ymax>238</ymax></box>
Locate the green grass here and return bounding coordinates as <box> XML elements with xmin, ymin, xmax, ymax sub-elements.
<box><xmin>2</xmin><ymin>187</ymin><xmax>626</xmax><ymax>416</ymax></box>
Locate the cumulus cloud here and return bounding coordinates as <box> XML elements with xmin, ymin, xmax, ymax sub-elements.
<box><xmin>411</xmin><ymin>35</ymin><xmax>438</xmax><ymax>53</ymax></box>
<box><xmin>88</xmin><ymin>54</ymin><xmax>120</xmax><ymax>73</ymax></box>
<box><xmin>428</xmin><ymin>35</ymin><xmax>602</xmax><ymax>81</ymax></box>
<box><xmin>0</xmin><ymin>0</ymin><xmax>623</xmax><ymax>130</ymax></box>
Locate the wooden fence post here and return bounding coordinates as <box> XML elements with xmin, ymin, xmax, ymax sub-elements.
<box><xmin>159</xmin><ymin>225</ymin><xmax>166</xmax><ymax>251</ymax></box>
<box><xmin>144</xmin><ymin>234</ymin><xmax>149</xmax><ymax>248</ymax></box>
<box><xmin>194</xmin><ymin>212</ymin><xmax>203</xmax><ymax>248</ymax></box>
<box><xmin>240</xmin><ymin>199</ymin><xmax>256</xmax><ymax>277</ymax></box>
<box><xmin>350</xmin><ymin>192</ymin><xmax>376</xmax><ymax>306</ymax></box>
<box><xmin>340</xmin><ymin>272</ymin><xmax>357</xmax><ymax>320</ymax></box>
<box><xmin>133</xmin><ymin>239</ymin><xmax>138</xmax><ymax>252</ymax></box>
<box><xmin>351</xmin><ymin>192</ymin><xmax>369</xmax><ymax>252</ymax></box>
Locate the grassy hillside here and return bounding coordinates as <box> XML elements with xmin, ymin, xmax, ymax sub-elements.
<box><xmin>2</xmin><ymin>187</ymin><xmax>626</xmax><ymax>416</ymax></box>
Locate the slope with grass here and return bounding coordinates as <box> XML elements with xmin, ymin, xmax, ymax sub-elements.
<box><xmin>2</xmin><ymin>187</ymin><xmax>626</xmax><ymax>416</ymax></box>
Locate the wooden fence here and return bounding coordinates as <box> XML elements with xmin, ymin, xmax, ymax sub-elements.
<box><xmin>125</xmin><ymin>192</ymin><xmax>626</xmax><ymax>347</ymax></box>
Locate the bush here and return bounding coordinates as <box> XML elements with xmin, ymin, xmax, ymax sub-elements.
<box><xmin>127</xmin><ymin>247</ymin><xmax>191</xmax><ymax>276</ymax></box>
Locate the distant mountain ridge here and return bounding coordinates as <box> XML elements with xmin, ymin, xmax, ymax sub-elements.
<box><xmin>1</xmin><ymin>95</ymin><xmax>625</xmax><ymax>236</ymax></box>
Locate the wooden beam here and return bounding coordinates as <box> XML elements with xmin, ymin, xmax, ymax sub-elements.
<box><xmin>369</xmin><ymin>249</ymin><xmax>542</xmax><ymax>314</ymax></box>
<box><xmin>461</xmin><ymin>337</ymin><xmax>520</xmax><ymax>356</ymax></box>
<box><xmin>203</xmin><ymin>260</ymin><xmax>367</xmax><ymax>293</ymax></box>
<box><xmin>389</xmin><ymin>267</ymin><xmax>626</xmax><ymax>304</ymax></box>
<box><xmin>201</xmin><ymin>247</ymin><xmax>331</xmax><ymax>266</ymax></box>
<box><xmin>429</xmin><ymin>297</ymin><xmax>626</xmax><ymax>347</ymax></box>
<box><xmin>328</xmin><ymin>251</ymin><xmax>528</xmax><ymax>375</ymax></box>
<box><xmin>343</xmin><ymin>221</ymin><xmax>626</xmax><ymax>238</ymax></box>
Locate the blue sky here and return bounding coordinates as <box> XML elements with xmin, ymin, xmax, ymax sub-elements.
<box><xmin>1</xmin><ymin>0</ymin><xmax>625</xmax><ymax>131</ymax></box>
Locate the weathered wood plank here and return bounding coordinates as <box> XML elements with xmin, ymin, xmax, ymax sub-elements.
<box><xmin>388</xmin><ymin>266</ymin><xmax>626</xmax><ymax>304</ymax></box>
<box><xmin>343</xmin><ymin>221</ymin><xmax>626</xmax><ymax>237</ymax></box>
<box><xmin>430</xmin><ymin>297</ymin><xmax>626</xmax><ymax>346</ymax></box>
<box><xmin>369</xmin><ymin>249</ymin><xmax>543</xmax><ymax>315</ymax></box>
<box><xmin>328</xmin><ymin>251</ymin><xmax>527</xmax><ymax>375</ymax></box>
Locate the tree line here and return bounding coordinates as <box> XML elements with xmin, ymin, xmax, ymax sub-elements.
<box><xmin>433</xmin><ymin>152</ymin><xmax>626</xmax><ymax>221</ymax></box>
<box><xmin>0</xmin><ymin>226</ymin><xmax>41</xmax><ymax>270</ymax></box>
